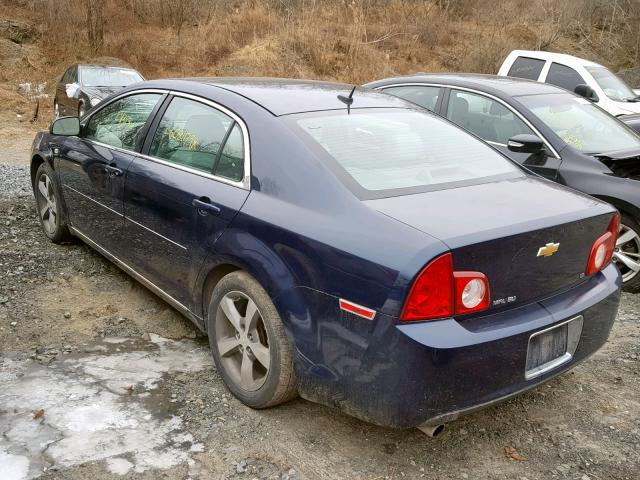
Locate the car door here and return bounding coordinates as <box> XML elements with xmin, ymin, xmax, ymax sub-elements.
<box><xmin>55</xmin><ymin>91</ymin><xmax>164</xmax><ymax>254</ymax></box>
<box><xmin>122</xmin><ymin>94</ymin><xmax>250</xmax><ymax>308</ymax></box>
<box><xmin>444</xmin><ymin>88</ymin><xmax>562</xmax><ymax>180</ymax></box>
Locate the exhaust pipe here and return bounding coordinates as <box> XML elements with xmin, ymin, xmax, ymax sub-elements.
<box><xmin>418</xmin><ymin>424</ymin><xmax>445</xmax><ymax>437</ymax></box>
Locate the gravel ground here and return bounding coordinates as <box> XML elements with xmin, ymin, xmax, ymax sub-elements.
<box><xmin>1</xmin><ymin>135</ymin><xmax>639</xmax><ymax>480</ymax></box>
<box><xmin>0</xmin><ymin>164</ymin><xmax>32</xmax><ymax>198</ymax></box>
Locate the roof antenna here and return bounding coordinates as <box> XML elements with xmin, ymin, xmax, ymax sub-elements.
<box><xmin>338</xmin><ymin>86</ymin><xmax>356</xmax><ymax>114</ymax></box>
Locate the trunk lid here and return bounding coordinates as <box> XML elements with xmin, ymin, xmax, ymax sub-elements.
<box><xmin>366</xmin><ymin>176</ymin><xmax>615</xmax><ymax>312</ymax></box>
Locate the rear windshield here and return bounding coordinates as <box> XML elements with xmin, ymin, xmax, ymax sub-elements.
<box><xmin>288</xmin><ymin>109</ymin><xmax>522</xmax><ymax>199</ymax></box>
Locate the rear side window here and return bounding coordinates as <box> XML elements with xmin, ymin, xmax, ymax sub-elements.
<box><xmin>381</xmin><ymin>86</ymin><xmax>442</xmax><ymax>112</ymax></box>
<box><xmin>84</xmin><ymin>93</ymin><xmax>162</xmax><ymax>150</ymax></box>
<box><xmin>290</xmin><ymin>109</ymin><xmax>522</xmax><ymax>198</ymax></box>
<box><xmin>150</xmin><ymin>97</ymin><xmax>244</xmax><ymax>180</ymax></box>
<box><xmin>446</xmin><ymin>90</ymin><xmax>534</xmax><ymax>144</ymax></box>
<box><xmin>507</xmin><ymin>56</ymin><xmax>545</xmax><ymax>80</ymax></box>
<box><xmin>545</xmin><ymin>63</ymin><xmax>586</xmax><ymax>92</ymax></box>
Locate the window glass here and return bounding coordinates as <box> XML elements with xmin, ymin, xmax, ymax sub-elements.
<box><xmin>291</xmin><ymin>109</ymin><xmax>521</xmax><ymax>196</ymax></box>
<box><xmin>381</xmin><ymin>86</ymin><xmax>441</xmax><ymax>111</ymax></box>
<box><xmin>61</xmin><ymin>67</ymin><xmax>73</xmax><ymax>84</ymax></box>
<box><xmin>150</xmin><ymin>97</ymin><xmax>235</xmax><ymax>173</ymax></box>
<box><xmin>80</xmin><ymin>67</ymin><xmax>144</xmax><ymax>87</ymax></box>
<box><xmin>585</xmin><ymin>66</ymin><xmax>637</xmax><ymax>102</ymax></box>
<box><xmin>507</xmin><ymin>56</ymin><xmax>545</xmax><ymax>80</ymax></box>
<box><xmin>215</xmin><ymin>123</ymin><xmax>244</xmax><ymax>181</ymax></box>
<box><xmin>84</xmin><ymin>93</ymin><xmax>161</xmax><ymax>150</ymax></box>
<box><xmin>446</xmin><ymin>90</ymin><xmax>533</xmax><ymax>144</ymax></box>
<box><xmin>517</xmin><ymin>93</ymin><xmax>640</xmax><ymax>153</ymax></box>
<box><xmin>545</xmin><ymin>63</ymin><xmax>586</xmax><ymax>92</ymax></box>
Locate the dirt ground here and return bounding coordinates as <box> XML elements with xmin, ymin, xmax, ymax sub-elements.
<box><xmin>0</xmin><ymin>128</ymin><xmax>639</xmax><ymax>480</ymax></box>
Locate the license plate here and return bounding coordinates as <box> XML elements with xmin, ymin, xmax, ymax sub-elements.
<box><xmin>525</xmin><ymin>316</ymin><xmax>583</xmax><ymax>380</ymax></box>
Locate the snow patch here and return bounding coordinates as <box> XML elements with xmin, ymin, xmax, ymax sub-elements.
<box><xmin>0</xmin><ymin>336</ymin><xmax>212</xmax><ymax>478</ymax></box>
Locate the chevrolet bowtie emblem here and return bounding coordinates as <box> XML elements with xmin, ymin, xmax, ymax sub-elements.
<box><xmin>537</xmin><ymin>242</ymin><xmax>560</xmax><ymax>257</ymax></box>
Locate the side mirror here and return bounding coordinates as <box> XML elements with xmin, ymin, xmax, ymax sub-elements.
<box><xmin>574</xmin><ymin>84</ymin><xmax>599</xmax><ymax>102</ymax></box>
<box><xmin>507</xmin><ymin>134</ymin><xmax>544</xmax><ymax>154</ymax></box>
<box><xmin>50</xmin><ymin>116</ymin><xmax>80</xmax><ymax>136</ymax></box>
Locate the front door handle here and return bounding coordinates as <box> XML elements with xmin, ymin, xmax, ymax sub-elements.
<box><xmin>192</xmin><ymin>197</ymin><xmax>221</xmax><ymax>216</ymax></box>
<box><xmin>104</xmin><ymin>165</ymin><xmax>123</xmax><ymax>177</ymax></box>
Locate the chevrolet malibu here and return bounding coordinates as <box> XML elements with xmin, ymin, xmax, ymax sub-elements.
<box><xmin>30</xmin><ymin>78</ymin><xmax>621</xmax><ymax>432</ymax></box>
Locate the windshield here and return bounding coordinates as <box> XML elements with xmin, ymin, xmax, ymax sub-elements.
<box><xmin>518</xmin><ymin>93</ymin><xmax>640</xmax><ymax>153</ymax></box>
<box><xmin>585</xmin><ymin>66</ymin><xmax>637</xmax><ymax>102</ymax></box>
<box><xmin>290</xmin><ymin>109</ymin><xmax>522</xmax><ymax>198</ymax></box>
<box><xmin>80</xmin><ymin>67</ymin><xmax>143</xmax><ymax>87</ymax></box>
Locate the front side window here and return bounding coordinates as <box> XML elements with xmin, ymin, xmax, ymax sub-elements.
<box><xmin>585</xmin><ymin>66</ymin><xmax>638</xmax><ymax>102</ymax></box>
<box><xmin>290</xmin><ymin>109</ymin><xmax>522</xmax><ymax>198</ymax></box>
<box><xmin>545</xmin><ymin>63</ymin><xmax>586</xmax><ymax>92</ymax></box>
<box><xmin>84</xmin><ymin>93</ymin><xmax>162</xmax><ymax>150</ymax></box>
<box><xmin>446</xmin><ymin>90</ymin><xmax>534</xmax><ymax>144</ymax></box>
<box><xmin>517</xmin><ymin>92</ymin><xmax>640</xmax><ymax>153</ymax></box>
<box><xmin>80</xmin><ymin>67</ymin><xmax>144</xmax><ymax>87</ymax></box>
<box><xmin>381</xmin><ymin>86</ymin><xmax>442</xmax><ymax>112</ymax></box>
<box><xmin>507</xmin><ymin>56</ymin><xmax>545</xmax><ymax>80</ymax></box>
<box><xmin>150</xmin><ymin>97</ymin><xmax>242</xmax><ymax>176</ymax></box>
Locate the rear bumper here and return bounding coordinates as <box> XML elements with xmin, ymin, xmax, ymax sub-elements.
<box><xmin>286</xmin><ymin>264</ymin><xmax>621</xmax><ymax>428</ymax></box>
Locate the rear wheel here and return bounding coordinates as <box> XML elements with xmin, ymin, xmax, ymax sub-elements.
<box><xmin>613</xmin><ymin>214</ymin><xmax>640</xmax><ymax>292</ymax></box>
<box><xmin>207</xmin><ymin>271</ymin><xmax>297</xmax><ymax>408</ymax></box>
<box><xmin>34</xmin><ymin>163</ymin><xmax>71</xmax><ymax>243</ymax></box>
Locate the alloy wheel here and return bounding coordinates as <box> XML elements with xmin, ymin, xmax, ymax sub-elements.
<box><xmin>37</xmin><ymin>173</ymin><xmax>58</xmax><ymax>235</ymax></box>
<box><xmin>613</xmin><ymin>223</ymin><xmax>640</xmax><ymax>283</ymax></box>
<box><xmin>215</xmin><ymin>291</ymin><xmax>270</xmax><ymax>392</ymax></box>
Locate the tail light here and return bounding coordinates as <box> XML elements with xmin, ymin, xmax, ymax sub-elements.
<box><xmin>400</xmin><ymin>253</ymin><xmax>490</xmax><ymax>322</ymax></box>
<box><xmin>585</xmin><ymin>213</ymin><xmax>620</xmax><ymax>276</ymax></box>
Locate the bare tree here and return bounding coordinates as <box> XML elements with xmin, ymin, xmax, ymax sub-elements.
<box><xmin>85</xmin><ymin>0</ymin><xmax>104</xmax><ymax>54</ymax></box>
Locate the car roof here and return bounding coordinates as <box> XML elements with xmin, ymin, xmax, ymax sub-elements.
<box><xmin>141</xmin><ymin>77</ymin><xmax>413</xmax><ymax>116</ymax></box>
<box><xmin>365</xmin><ymin>73</ymin><xmax>569</xmax><ymax>98</ymax></box>
<box><xmin>506</xmin><ymin>50</ymin><xmax>604</xmax><ymax>69</ymax></box>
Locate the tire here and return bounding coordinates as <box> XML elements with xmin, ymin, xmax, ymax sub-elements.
<box><xmin>614</xmin><ymin>214</ymin><xmax>640</xmax><ymax>293</ymax></box>
<box><xmin>207</xmin><ymin>271</ymin><xmax>297</xmax><ymax>408</ymax></box>
<box><xmin>34</xmin><ymin>162</ymin><xmax>72</xmax><ymax>244</ymax></box>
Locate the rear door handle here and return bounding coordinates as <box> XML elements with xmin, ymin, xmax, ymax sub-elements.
<box><xmin>104</xmin><ymin>165</ymin><xmax>123</xmax><ymax>177</ymax></box>
<box><xmin>192</xmin><ymin>197</ymin><xmax>221</xmax><ymax>215</ymax></box>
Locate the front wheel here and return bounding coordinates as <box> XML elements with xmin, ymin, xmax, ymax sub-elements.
<box><xmin>207</xmin><ymin>271</ymin><xmax>297</xmax><ymax>408</ymax></box>
<box><xmin>613</xmin><ymin>214</ymin><xmax>640</xmax><ymax>292</ymax></box>
<box><xmin>34</xmin><ymin>163</ymin><xmax>72</xmax><ymax>243</ymax></box>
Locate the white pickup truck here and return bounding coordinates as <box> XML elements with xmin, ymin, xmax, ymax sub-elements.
<box><xmin>498</xmin><ymin>50</ymin><xmax>640</xmax><ymax>118</ymax></box>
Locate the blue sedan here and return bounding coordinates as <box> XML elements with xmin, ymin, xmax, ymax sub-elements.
<box><xmin>30</xmin><ymin>78</ymin><xmax>621</xmax><ymax>432</ymax></box>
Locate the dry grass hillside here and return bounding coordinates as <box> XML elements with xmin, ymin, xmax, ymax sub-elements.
<box><xmin>1</xmin><ymin>0</ymin><xmax>639</xmax><ymax>126</ymax></box>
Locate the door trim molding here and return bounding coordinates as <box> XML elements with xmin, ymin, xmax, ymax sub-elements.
<box><xmin>63</xmin><ymin>184</ymin><xmax>124</xmax><ymax>217</ymax></box>
<box><xmin>68</xmin><ymin>225</ymin><xmax>201</xmax><ymax>324</ymax></box>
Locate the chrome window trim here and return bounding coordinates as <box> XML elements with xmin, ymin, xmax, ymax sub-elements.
<box><xmin>81</xmin><ymin>88</ymin><xmax>252</xmax><ymax>190</ymax></box>
<box><xmin>375</xmin><ymin>82</ymin><xmax>561</xmax><ymax>159</ymax></box>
